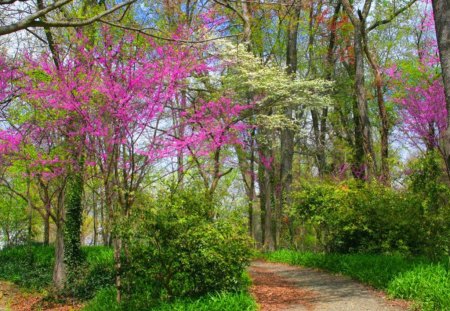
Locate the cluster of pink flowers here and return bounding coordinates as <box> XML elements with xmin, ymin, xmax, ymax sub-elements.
<box><xmin>0</xmin><ymin>27</ymin><xmax>251</xmax><ymax>180</ymax></box>
<box><xmin>387</xmin><ymin>0</ymin><xmax>447</xmax><ymax>149</ymax></box>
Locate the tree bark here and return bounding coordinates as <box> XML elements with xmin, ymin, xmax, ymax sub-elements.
<box><xmin>263</xmin><ymin>164</ymin><xmax>275</xmax><ymax>251</ymax></box>
<box><xmin>241</xmin><ymin>0</ymin><xmax>252</xmax><ymax>49</ymax></box>
<box><xmin>53</xmin><ymin>190</ymin><xmax>65</xmax><ymax>291</ymax></box>
<box><xmin>354</xmin><ymin>25</ymin><xmax>375</xmax><ymax>178</ymax></box>
<box><xmin>279</xmin><ymin>2</ymin><xmax>301</xmax><ymax>247</ymax></box>
<box><xmin>341</xmin><ymin>0</ymin><xmax>376</xmax><ymax>179</ymax></box>
<box><xmin>63</xmin><ymin>157</ymin><xmax>85</xmax><ymax>289</ymax></box>
<box><xmin>432</xmin><ymin>0</ymin><xmax>450</xmax><ymax>173</ymax></box>
<box><xmin>43</xmin><ymin>211</ymin><xmax>50</xmax><ymax>246</ymax></box>
<box><xmin>362</xmin><ymin>38</ymin><xmax>390</xmax><ymax>184</ymax></box>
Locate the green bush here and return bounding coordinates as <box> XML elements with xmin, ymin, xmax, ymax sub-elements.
<box><xmin>408</xmin><ymin>151</ymin><xmax>450</xmax><ymax>258</ymax></box>
<box><xmin>122</xmin><ymin>188</ymin><xmax>252</xmax><ymax>306</ymax></box>
<box><xmin>292</xmin><ymin>168</ymin><xmax>450</xmax><ymax>256</ymax></box>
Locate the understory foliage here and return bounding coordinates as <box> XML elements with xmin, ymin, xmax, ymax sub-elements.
<box><xmin>0</xmin><ymin>245</ymin><xmax>113</xmax><ymax>296</ymax></box>
<box><xmin>0</xmin><ymin>188</ymin><xmax>253</xmax><ymax>305</ymax></box>
<box><xmin>121</xmin><ymin>188</ymin><xmax>252</xmax><ymax>308</ymax></box>
<box><xmin>84</xmin><ymin>287</ymin><xmax>257</xmax><ymax>311</ymax></box>
<box><xmin>290</xmin><ymin>152</ymin><xmax>450</xmax><ymax>257</ymax></box>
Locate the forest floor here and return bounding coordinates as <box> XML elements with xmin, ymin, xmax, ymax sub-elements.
<box><xmin>0</xmin><ymin>281</ymin><xmax>81</xmax><ymax>311</ymax></box>
<box><xmin>249</xmin><ymin>260</ymin><xmax>412</xmax><ymax>311</ymax></box>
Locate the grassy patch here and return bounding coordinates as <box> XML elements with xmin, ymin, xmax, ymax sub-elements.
<box><xmin>265</xmin><ymin>250</ymin><xmax>450</xmax><ymax>311</ymax></box>
<box><xmin>0</xmin><ymin>244</ymin><xmax>54</xmax><ymax>290</ymax></box>
<box><xmin>83</xmin><ymin>286</ymin><xmax>257</xmax><ymax>311</ymax></box>
<box><xmin>0</xmin><ymin>245</ymin><xmax>114</xmax><ymax>293</ymax></box>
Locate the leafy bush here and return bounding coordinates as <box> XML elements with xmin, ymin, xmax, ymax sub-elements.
<box><xmin>407</xmin><ymin>151</ymin><xmax>450</xmax><ymax>258</ymax></box>
<box><xmin>292</xmin><ymin>168</ymin><xmax>450</xmax><ymax>256</ymax></box>
<box><xmin>122</xmin><ymin>188</ymin><xmax>252</xmax><ymax>306</ymax></box>
<box><xmin>266</xmin><ymin>250</ymin><xmax>450</xmax><ymax>311</ymax></box>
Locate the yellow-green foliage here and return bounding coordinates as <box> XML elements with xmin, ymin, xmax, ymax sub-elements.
<box><xmin>214</xmin><ymin>40</ymin><xmax>334</xmax><ymax>131</ymax></box>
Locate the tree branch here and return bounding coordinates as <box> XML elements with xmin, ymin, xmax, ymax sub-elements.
<box><xmin>367</xmin><ymin>0</ymin><xmax>418</xmax><ymax>32</ymax></box>
<box><xmin>100</xmin><ymin>19</ymin><xmax>242</xmax><ymax>43</ymax></box>
<box><xmin>340</xmin><ymin>0</ymin><xmax>360</xmax><ymax>26</ymax></box>
<box><xmin>0</xmin><ymin>0</ymin><xmax>135</xmax><ymax>36</ymax></box>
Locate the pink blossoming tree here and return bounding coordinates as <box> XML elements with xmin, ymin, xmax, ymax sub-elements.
<box><xmin>0</xmin><ymin>27</ymin><xmax>251</xmax><ymax>295</ymax></box>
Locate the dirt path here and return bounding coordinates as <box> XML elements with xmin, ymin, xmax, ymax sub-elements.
<box><xmin>249</xmin><ymin>261</ymin><xmax>411</xmax><ymax>311</ymax></box>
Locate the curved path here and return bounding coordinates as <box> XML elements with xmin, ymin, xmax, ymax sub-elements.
<box><xmin>249</xmin><ymin>261</ymin><xmax>410</xmax><ymax>311</ymax></box>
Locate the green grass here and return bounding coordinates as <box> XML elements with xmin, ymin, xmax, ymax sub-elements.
<box><xmin>83</xmin><ymin>286</ymin><xmax>257</xmax><ymax>311</ymax></box>
<box><xmin>0</xmin><ymin>244</ymin><xmax>54</xmax><ymax>290</ymax></box>
<box><xmin>0</xmin><ymin>244</ymin><xmax>114</xmax><ymax>293</ymax></box>
<box><xmin>265</xmin><ymin>250</ymin><xmax>450</xmax><ymax>311</ymax></box>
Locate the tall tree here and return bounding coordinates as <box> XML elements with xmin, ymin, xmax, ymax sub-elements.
<box><xmin>432</xmin><ymin>0</ymin><xmax>450</xmax><ymax>170</ymax></box>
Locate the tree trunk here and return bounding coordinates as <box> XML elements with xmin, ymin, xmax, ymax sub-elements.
<box><xmin>53</xmin><ymin>221</ymin><xmax>66</xmax><ymax>291</ymax></box>
<box><xmin>241</xmin><ymin>0</ymin><xmax>252</xmax><ymax>48</ymax></box>
<box><xmin>354</xmin><ymin>26</ymin><xmax>375</xmax><ymax>178</ymax></box>
<box><xmin>53</xmin><ymin>190</ymin><xmax>65</xmax><ymax>291</ymax></box>
<box><xmin>279</xmin><ymin>3</ymin><xmax>301</xmax><ymax>247</ymax></box>
<box><xmin>311</xmin><ymin>110</ymin><xmax>326</xmax><ymax>175</ymax></box>
<box><xmin>113</xmin><ymin>237</ymin><xmax>122</xmax><ymax>303</ymax></box>
<box><xmin>432</xmin><ymin>0</ymin><xmax>450</xmax><ymax>173</ymax></box>
<box><xmin>263</xmin><ymin>165</ymin><xmax>275</xmax><ymax>251</ymax></box>
<box><xmin>93</xmin><ymin>188</ymin><xmax>97</xmax><ymax>246</ymax></box>
<box><xmin>341</xmin><ymin>0</ymin><xmax>376</xmax><ymax>179</ymax></box>
<box><xmin>371</xmin><ymin>65</ymin><xmax>390</xmax><ymax>183</ymax></box>
<box><xmin>43</xmin><ymin>211</ymin><xmax>50</xmax><ymax>246</ymax></box>
<box><xmin>360</xmin><ymin>13</ymin><xmax>390</xmax><ymax>184</ymax></box>
<box><xmin>258</xmin><ymin>160</ymin><xmax>266</xmax><ymax>246</ymax></box>
<box><xmin>63</xmin><ymin>166</ymin><xmax>84</xmax><ymax>283</ymax></box>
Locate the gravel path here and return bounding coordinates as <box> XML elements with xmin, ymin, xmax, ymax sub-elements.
<box><xmin>249</xmin><ymin>261</ymin><xmax>410</xmax><ymax>311</ymax></box>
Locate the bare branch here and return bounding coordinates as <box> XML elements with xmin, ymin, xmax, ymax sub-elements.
<box><xmin>100</xmin><ymin>19</ymin><xmax>242</xmax><ymax>44</ymax></box>
<box><xmin>0</xmin><ymin>0</ymin><xmax>72</xmax><ymax>36</ymax></box>
<box><xmin>367</xmin><ymin>0</ymin><xmax>418</xmax><ymax>32</ymax></box>
<box><xmin>0</xmin><ymin>0</ymin><xmax>29</xmax><ymax>4</ymax></box>
<box><xmin>0</xmin><ymin>0</ymin><xmax>135</xmax><ymax>36</ymax></box>
<box><xmin>340</xmin><ymin>0</ymin><xmax>360</xmax><ymax>26</ymax></box>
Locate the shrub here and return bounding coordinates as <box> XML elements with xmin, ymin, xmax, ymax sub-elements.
<box><xmin>121</xmin><ymin>188</ymin><xmax>252</xmax><ymax>306</ymax></box>
<box><xmin>292</xmin><ymin>175</ymin><xmax>450</xmax><ymax>256</ymax></box>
